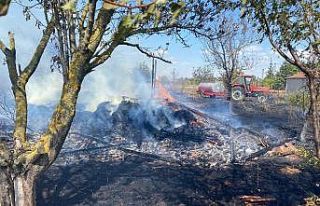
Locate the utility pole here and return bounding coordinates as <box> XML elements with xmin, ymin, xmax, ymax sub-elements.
<box><xmin>151</xmin><ymin>57</ymin><xmax>157</xmax><ymax>97</ymax></box>
<box><xmin>150</xmin><ymin>48</ymin><xmax>170</xmax><ymax>97</ymax></box>
<box><xmin>261</xmin><ymin>68</ymin><xmax>265</xmax><ymax>86</ymax></box>
<box><xmin>172</xmin><ymin>68</ymin><xmax>176</xmax><ymax>83</ymax></box>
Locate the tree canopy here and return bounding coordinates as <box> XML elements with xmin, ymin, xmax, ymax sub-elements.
<box><xmin>240</xmin><ymin>0</ymin><xmax>320</xmax><ymax>157</ymax></box>
<box><xmin>192</xmin><ymin>66</ymin><xmax>215</xmax><ymax>84</ymax></box>
<box><xmin>241</xmin><ymin>0</ymin><xmax>320</xmax><ymax>73</ymax></box>
<box><xmin>262</xmin><ymin>61</ymin><xmax>299</xmax><ymax>89</ymax></box>
<box><xmin>203</xmin><ymin>15</ymin><xmax>254</xmax><ymax>97</ymax></box>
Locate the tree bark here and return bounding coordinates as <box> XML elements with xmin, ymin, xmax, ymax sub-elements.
<box><xmin>0</xmin><ymin>167</ymin><xmax>39</xmax><ymax>206</ymax></box>
<box><xmin>13</xmin><ymin>171</ymin><xmax>37</xmax><ymax>206</ymax></box>
<box><xmin>224</xmin><ymin>76</ymin><xmax>232</xmax><ymax>101</ymax></box>
<box><xmin>226</xmin><ymin>82</ymin><xmax>232</xmax><ymax>100</ymax></box>
<box><xmin>0</xmin><ymin>0</ymin><xmax>11</xmax><ymax>16</ymax></box>
<box><xmin>8</xmin><ymin>65</ymin><xmax>85</xmax><ymax>206</ymax></box>
<box><xmin>0</xmin><ymin>168</ymin><xmax>14</xmax><ymax>206</ymax></box>
<box><xmin>309</xmin><ymin>76</ymin><xmax>320</xmax><ymax>157</ymax></box>
<box><xmin>12</xmin><ymin>82</ymin><xmax>28</xmax><ymax>149</ymax></box>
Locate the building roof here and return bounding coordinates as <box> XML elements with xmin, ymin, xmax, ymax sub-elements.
<box><xmin>287</xmin><ymin>72</ymin><xmax>306</xmax><ymax>79</ymax></box>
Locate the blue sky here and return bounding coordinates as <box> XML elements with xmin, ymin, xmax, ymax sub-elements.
<box><xmin>0</xmin><ymin>4</ymin><xmax>285</xmax><ymax>109</ymax></box>
<box><xmin>131</xmin><ymin>25</ymin><xmax>285</xmax><ymax>78</ymax></box>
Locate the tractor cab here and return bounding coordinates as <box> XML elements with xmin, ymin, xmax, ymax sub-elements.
<box><xmin>234</xmin><ymin>75</ymin><xmax>253</xmax><ymax>93</ymax></box>
<box><xmin>232</xmin><ymin>75</ymin><xmax>269</xmax><ymax>101</ymax></box>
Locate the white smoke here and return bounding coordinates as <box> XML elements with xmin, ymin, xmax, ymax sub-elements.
<box><xmin>79</xmin><ymin>47</ymin><xmax>153</xmax><ymax>111</ymax></box>
<box><xmin>1</xmin><ymin>44</ymin><xmax>157</xmax><ymax>112</ymax></box>
<box><xmin>26</xmin><ymin>65</ymin><xmax>63</xmax><ymax>106</ymax></box>
<box><xmin>0</xmin><ymin>7</ymin><xmax>170</xmax><ymax>111</ymax></box>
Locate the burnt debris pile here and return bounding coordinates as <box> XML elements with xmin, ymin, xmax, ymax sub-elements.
<box><xmin>58</xmin><ymin>98</ymin><xmax>277</xmax><ymax>167</ymax></box>
<box><xmin>0</xmin><ymin>98</ymin><xmax>292</xmax><ymax>167</ymax></box>
<box><xmin>72</xmin><ymin>99</ymin><xmax>205</xmax><ymax>145</ymax></box>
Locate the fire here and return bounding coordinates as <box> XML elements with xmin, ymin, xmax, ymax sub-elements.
<box><xmin>155</xmin><ymin>80</ymin><xmax>175</xmax><ymax>102</ymax></box>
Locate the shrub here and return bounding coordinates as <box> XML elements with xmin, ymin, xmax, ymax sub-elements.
<box><xmin>286</xmin><ymin>91</ymin><xmax>310</xmax><ymax>110</ymax></box>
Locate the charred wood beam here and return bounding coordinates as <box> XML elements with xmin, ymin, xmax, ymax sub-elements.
<box><xmin>245</xmin><ymin>139</ymin><xmax>294</xmax><ymax>162</ymax></box>
<box><xmin>153</xmin><ymin>129</ymin><xmax>206</xmax><ymax>143</ymax></box>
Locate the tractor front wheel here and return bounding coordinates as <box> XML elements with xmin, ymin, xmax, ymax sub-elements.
<box><xmin>231</xmin><ymin>87</ymin><xmax>245</xmax><ymax>101</ymax></box>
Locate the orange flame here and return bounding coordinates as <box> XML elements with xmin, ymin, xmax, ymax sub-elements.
<box><xmin>155</xmin><ymin>80</ymin><xmax>175</xmax><ymax>102</ymax></box>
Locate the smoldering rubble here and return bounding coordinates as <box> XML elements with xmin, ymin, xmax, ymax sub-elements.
<box><xmin>0</xmin><ymin>97</ymin><xmax>291</xmax><ymax>168</ymax></box>
<box><xmin>55</xmin><ymin>97</ymin><xmax>291</xmax><ymax>167</ymax></box>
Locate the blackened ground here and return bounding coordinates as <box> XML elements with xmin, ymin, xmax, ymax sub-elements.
<box><xmin>37</xmin><ymin>153</ymin><xmax>320</xmax><ymax>206</ymax></box>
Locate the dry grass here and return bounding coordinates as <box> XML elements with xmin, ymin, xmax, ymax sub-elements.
<box><xmin>174</xmin><ymin>83</ymin><xmax>198</xmax><ymax>96</ymax></box>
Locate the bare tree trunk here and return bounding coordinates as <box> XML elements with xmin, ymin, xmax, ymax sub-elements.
<box><xmin>0</xmin><ymin>168</ymin><xmax>14</xmax><ymax>206</ymax></box>
<box><xmin>309</xmin><ymin>77</ymin><xmax>320</xmax><ymax>157</ymax></box>
<box><xmin>225</xmin><ymin>78</ymin><xmax>232</xmax><ymax>101</ymax></box>
<box><xmin>0</xmin><ymin>167</ymin><xmax>38</xmax><ymax>206</ymax></box>
<box><xmin>0</xmin><ymin>67</ymin><xmax>84</xmax><ymax>206</ymax></box>
<box><xmin>0</xmin><ymin>63</ymin><xmax>86</xmax><ymax>206</ymax></box>
<box><xmin>13</xmin><ymin>171</ymin><xmax>37</xmax><ymax>206</ymax></box>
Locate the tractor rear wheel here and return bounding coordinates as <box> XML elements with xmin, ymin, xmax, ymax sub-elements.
<box><xmin>232</xmin><ymin>87</ymin><xmax>245</xmax><ymax>101</ymax></box>
<box><xmin>258</xmin><ymin>95</ymin><xmax>267</xmax><ymax>103</ymax></box>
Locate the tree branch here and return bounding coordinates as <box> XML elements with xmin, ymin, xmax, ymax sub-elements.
<box><xmin>0</xmin><ymin>40</ymin><xmax>8</xmax><ymax>54</ymax></box>
<box><xmin>0</xmin><ymin>0</ymin><xmax>11</xmax><ymax>16</ymax></box>
<box><xmin>131</xmin><ymin>25</ymin><xmax>215</xmax><ymax>40</ymax></box>
<box><xmin>0</xmin><ymin>33</ymin><xmax>28</xmax><ymax>150</ymax></box>
<box><xmin>0</xmin><ymin>32</ymin><xmax>18</xmax><ymax>85</ymax></box>
<box><xmin>219</xmin><ymin>39</ymin><xmax>228</xmax><ymax>71</ymax></box>
<box><xmin>81</xmin><ymin>0</ymin><xmax>97</xmax><ymax>49</ymax></box>
<box><xmin>287</xmin><ymin>44</ymin><xmax>308</xmax><ymax>73</ymax></box>
<box><xmin>120</xmin><ymin>42</ymin><xmax>172</xmax><ymax>63</ymax></box>
<box><xmin>88</xmin><ymin>16</ymin><xmax>135</xmax><ymax>68</ymax></box>
<box><xmin>87</xmin><ymin>2</ymin><xmax>115</xmax><ymax>53</ymax></box>
<box><xmin>52</xmin><ymin>3</ymin><xmax>69</xmax><ymax>82</ymax></box>
<box><xmin>20</xmin><ymin>18</ymin><xmax>55</xmax><ymax>83</ymax></box>
<box><xmin>259</xmin><ymin>8</ymin><xmax>298</xmax><ymax>68</ymax></box>
<box><xmin>79</xmin><ymin>2</ymin><xmax>89</xmax><ymax>42</ymax></box>
<box><xmin>89</xmin><ymin>40</ymin><xmax>120</xmax><ymax>68</ymax></box>
<box><xmin>69</xmin><ymin>13</ymin><xmax>77</xmax><ymax>56</ymax></box>
<box><xmin>103</xmin><ymin>0</ymin><xmax>155</xmax><ymax>9</ymax></box>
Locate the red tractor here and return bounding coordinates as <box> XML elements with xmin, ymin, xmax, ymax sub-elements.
<box><xmin>231</xmin><ymin>75</ymin><xmax>270</xmax><ymax>102</ymax></box>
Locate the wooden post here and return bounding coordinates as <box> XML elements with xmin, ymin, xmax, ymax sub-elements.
<box><xmin>151</xmin><ymin>57</ymin><xmax>155</xmax><ymax>97</ymax></box>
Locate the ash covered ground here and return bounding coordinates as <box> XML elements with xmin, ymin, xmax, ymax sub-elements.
<box><xmin>31</xmin><ymin>92</ymin><xmax>320</xmax><ymax>205</ymax></box>
<box><xmin>59</xmin><ymin>99</ymin><xmax>243</xmax><ymax>166</ymax></box>
<box><xmin>2</xmin><ymin>90</ymin><xmax>318</xmax><ymax>205</ymax></box>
